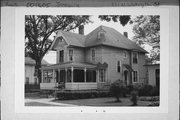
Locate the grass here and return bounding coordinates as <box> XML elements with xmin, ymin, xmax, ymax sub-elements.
<box><xmin>51</xmin><ymin>97</ymin><xmax>151</xmax><ymax>106</ymax></box>
<box><xmin>25</xmin><ymin>102</ymin><xmax>60</xmax><ymax>106</ymax></box>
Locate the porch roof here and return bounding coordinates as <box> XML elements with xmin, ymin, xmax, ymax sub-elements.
<box><xmin>41</xmin><ymin>62</ymin><xmax>97</xmax><ymax>70</ymax></box>
<box><xmin>123</xmin><ymin>64</ymin><xmax>134</xmax><ymax>72</ymax></box>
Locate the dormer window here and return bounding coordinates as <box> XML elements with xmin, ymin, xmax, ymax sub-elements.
<box><xmin>56</xmin><ymin>36</ymin><xmax>64</xmax><ymax>42</ymax></box>
<box><xmin>98</xmin><ymin>31</ymin><xmax>105</xmax><ymax>40</ymax></box>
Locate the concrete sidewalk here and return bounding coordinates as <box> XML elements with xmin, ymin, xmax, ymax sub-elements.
<box><xmin>25</xmin><ymin>98</ymin><xmax>77</xmax><ymax>106</ymax></box>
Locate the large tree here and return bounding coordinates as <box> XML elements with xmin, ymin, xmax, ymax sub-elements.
<box><xmin>25</xmin><ymin>15</ymin><xmax>91</xmax><ymax>83</ymax></box>
<box><xmin>131</xmin><ymin>15</ymin><xmax>160</xmax><ymax>63</ymax></box>
<box><xmin>98</xmin><ymin>15</ymin><xmax>160</xmax><ymax>63</ymax></box>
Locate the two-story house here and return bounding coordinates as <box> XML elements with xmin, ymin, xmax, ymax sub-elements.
<box><xmin>40</xmin><ymin>25</ymin><xmax>147</xmax><ymax>90</ymax></box>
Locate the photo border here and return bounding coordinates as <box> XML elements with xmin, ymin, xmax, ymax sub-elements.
<box><xmin>13</xmin><ymin>7</ymin><xmax>170</xmax><ymax>113</ymax></box>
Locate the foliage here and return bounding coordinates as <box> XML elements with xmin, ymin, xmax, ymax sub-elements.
<box><xmin>131</xmin><ymin>15</ymin><xmax>160</xmax><ymax>63</ymax></box>
<box><xmin>25</xmin><ymin>84</ymin><xmax>40</xmax><ymax>93</ymax></box>
<box><xmin>137</xmin><ymin>85</ymin><xmax>159</xmax><ymax>96</ymax></box>
<box><xmin>130</xmin><ymin>90</ymin><xmax>138</xmax><ymax>106</ymax></box>
<box><xmin>109</xmin><ymin>80</ymin><xmax>127</xmax><ymax>102</ymax></box>
<box><xmin>25</xmin><ymin>15</ymin><xmax>91</xmax><ymax>82</ymax></box>
<box><xmin>98</xmin><ymin>15</ymin><xmax>131</xmax><ymax>26</ymax></box>
<box><xmin>56</xmin><ymin>91</ymin><xmax>111</xmax><ymax>100</ymax></box>
<box><xmin>98</xmin><ymin>15</ymin><xmax>160</xmax><ymax>63</ymax></box>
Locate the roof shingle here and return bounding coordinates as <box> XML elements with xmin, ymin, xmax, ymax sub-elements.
<box><xmin>51</xmin><ymin>25</ymin><xmax>147</xmax><ymax>53</ymax></box>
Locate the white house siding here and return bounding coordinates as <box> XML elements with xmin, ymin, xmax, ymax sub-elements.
<box><xmin>137</xmin><ymin>53</ymin><xmax>147</xmax><ymax>84</ymax></box>
<box><xmin>56</xmin><ymin>47</ymin><xmax>68</xmax><ymax>63</ymax></box>
<box><xmin>101</xmin><ymin>46</ymin><xmax>131</xmax><ymax>84</ymax></box>
<box><xmin>68</xmin><ymin>47</ymin><xmax>85</xmax><ymax>63</ymax></box>
<box><xmin>147</xmin><ymin>65</ymin><xmax>159</xmax><ymax>86</ymax></box>
<box><xmin>131</xmin><ymin>52</ymin><xmax>146</xmax><ymax>85</ymax></box>
<box><xmin>85</xmin><ymin>46</ymin><xmax>103</xmax><ymax>64</ymax></box>
<box><xmin>25</xmin><ymin>65</ymin><xmax>35</xmax><ymax>84</ymax></box>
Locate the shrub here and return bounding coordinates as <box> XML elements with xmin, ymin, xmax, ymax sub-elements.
<box><xmin>25</xmin><ymin>84</ymin><xmax>40</xmax><ymax>93</ymax></box>
<box><xmin>130</xmin><ymin>90</ymin><xmax>138</xmax><ymax>106</ymax></box>
<box><xmin>56</xmin><ymin>90</ymin><xmax>111</xmax><ymax>100</ymax></box>
<box><xmin>138</xmin><ymin>85</ymin><xmax>159</xmax><ymax>96</ymax></box>
<box><xmin>109</xmin><ymin>80</ymin><xmax>127</xmax><ymax>102</ymax></box>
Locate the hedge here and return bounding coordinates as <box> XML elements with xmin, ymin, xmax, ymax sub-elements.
<box><xmin>56</xmin><ymin>90</ymin><xmax>112</xmax><ymax>100</ymax></box>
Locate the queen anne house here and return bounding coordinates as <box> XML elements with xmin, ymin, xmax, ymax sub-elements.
<box><xmin>40</xmin><ymin>25</ymin><xmax>148</xmax><ymax>90</ymax></box>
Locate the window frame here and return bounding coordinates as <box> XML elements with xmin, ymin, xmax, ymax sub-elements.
<box><xmin>91</xmin><ymin>48</ymin><xmax>95</xmax><ymax>63</ymax></box>
<box><xmin>98</xmin><ymin>31</ymin><xmax>106</xmax><ymax>40</ymax></box>
<box><xmin>123</xmin><ymin>50</ymin><xmax>127</xmax><ymax>58</ymax></box>
<box><xmin>117</xmin><ymin>60</ymin><xmax>121</xmax><ymax>73</ymax></box>
<box><xmin>99</xmin><ymin>69</ymin><xmax>105</xmax><ymax>83</ymax></box>
<box><xmin>68</xmin><ymin>48</ymin><xmax>74</xmax><ymax>62</ymax></box>
<box><xmin>132</xmin><ymin>52</ymin><xmax>138</xmax><ymax>64</ymax></box>
<box><xmin>133</xmin><ymin>71</ymin><xmax>138</xmax><ymax>83</ymax></box>
<box><xmin>59</xmin><ymin>50</ymin><xmax>64</xmax><ymax>63</ymax></box>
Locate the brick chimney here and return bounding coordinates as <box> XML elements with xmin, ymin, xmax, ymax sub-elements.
<box><xmin>124</xmin><ymin>32</ymin><xmax>128</xmax><ymax>38</ymax></box>
<box><xmin>78</xmin><ymin>25</ymin><xmax>84</xmax><ymax>35</ymax></box>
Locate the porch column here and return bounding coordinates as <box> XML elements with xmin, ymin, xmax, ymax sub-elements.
<box><xmin>96</xmin><ymin>70</ymin><xmax>99</xmax><ymax>83</ymax></box>
<box><xmin>41</xmin><ymin>70</ymin><xmax>44</xmax><ymax>83</ymax></box>
<box><xmin>84</xmin><ymin>68</ymin><xmax>86</xmax><ymax>82</ymax></box>
<box><xmin>53</xmin><ymin>69</ymin><xmax>55</xmax><ymax>83</ymax></box>
<box><xmin>58</xmin><ymin>69</ymin><xmax>60</xmax><ymax>83</ymax></box>
<box><xmin>71</xmin><ymin>67</ymin><xmax>74</xmax><ymax>83</ymax></box>
<box><xmin>65</xmin><ymin>68</ymin><xmax>67</xmax><ymax>83</ymax></box>
<box><xmin>46</xmin><ymin>71</ymin><xmax>48</xmax><ymax>83</ymax></box>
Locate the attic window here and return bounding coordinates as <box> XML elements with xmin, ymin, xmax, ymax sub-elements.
<box><xmin>56</xmin><ymin>36</ymin><xmax>64</xmax><ymax>42</ymax></box>
<box><xmin>98</xmin><ymin>31</ymin><xmax>105</xmax><ymax>40</ymax></box>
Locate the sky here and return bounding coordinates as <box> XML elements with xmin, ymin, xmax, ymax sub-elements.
<box><xmin>43</xmin><ymin>15</ymin><xmax>152</xmax><ymax>64</ymax></box>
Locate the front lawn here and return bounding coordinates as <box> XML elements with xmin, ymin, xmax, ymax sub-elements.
<box><xmin>51</xmin><ymin>97</ymin><xmax>152</xmax><ymax>106</ymax></box>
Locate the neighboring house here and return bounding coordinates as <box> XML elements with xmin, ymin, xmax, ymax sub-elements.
<box><xmin>40</xmin><ymin>25</ymin><xmax>148</xmax><ymax>90</ymax></box>
<box><xmin>145</xmin><ymin>64</ymin><xmax>160</xmax><ymax>87</ymax></box>
<box><xmin>25</xmin><ymin>57</ymin><xmax>49</xmax><ymax>85</ymax></box>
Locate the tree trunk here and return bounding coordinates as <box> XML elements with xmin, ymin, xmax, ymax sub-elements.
<box><xmin>35</xmin><ymin>59</ymin><xmax>42</xmax><ymax>84</ymax></box>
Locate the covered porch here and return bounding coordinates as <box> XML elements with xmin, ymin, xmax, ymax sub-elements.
<box><xmin>40</xmin><ymin>62</ymin><xmax>98</xmax><ymax>90</ymax></box>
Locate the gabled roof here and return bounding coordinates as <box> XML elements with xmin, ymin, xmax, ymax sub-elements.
<box><xmin>85</xmin><ymin>25</ymin><xmax>147</xmax><ymax>53</ymax></box>
<box><xmin>25</xmin><ymin>57</ymin><xmax>49</xmax><ymax>66</ymax></box>
<box><xmin>51</xmin><ymin>25</ymin><xmax>147</xmax><ymax>53</ymax></box>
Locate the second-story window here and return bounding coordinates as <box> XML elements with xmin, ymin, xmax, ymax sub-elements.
<box><xmin>59</xmin><ymin>50</ymin><xmax>64</xmax><ymax>63</ymax></box>
<box><xmin>123</xmin><ymin>50</ymin><xmax>127</xmax><ymax>58</ymax></box>
<box><xmin>133</xmin><ymin>52</ymin><xmax>138</xmax><ymax>64</ymax></box>
<box><xmin>92</xmin><ymin>49</ymin><xmax>95</xmax><ymax>63</ymax></box>
<box><xmin>117</xmin><ymin>61</ymin><xmax>121</xmax><ymax>73</ymax></box>
<box><xmin>69</xmin><ymin>49</ymin><xmax>73</xmax><ymax>61</ymax></box>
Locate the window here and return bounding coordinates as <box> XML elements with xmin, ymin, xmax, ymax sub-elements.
<box><xmin>25</xmin><ymin>77</ymin><xmax>29</xmax><ymax>84</ymax></box>
<box><xmin>133</xmin><ymin>71</ymin><xmax>138</xmax><ymax>82</ymax></box>
<box><xmin>133</xmin><ymin>52</ymin><xmax>138</xmax><ymax>64</ymax></box>
<box><xmin>117</xmin><ymin>61</ymin><xmax>121</xmax><ymax>73</ymax></box>
<box><xmin>123</xmin><ymin>51</ymin><xmax>127</xmax><ymax>58</ymax></box>
<box><xmin>69</xmin><ymin>49</ymin><xmax>73</xmax><ymax>61</ymax></box>
<box><xmin>99</xmin><ymin>69</ymin><xmax>105</xmax><ymax>82</ymax></box>
<box><xmin>98</xmin><ymin>31</ymin><xmax>105</xmax><ymax>40</ymax></box>
<box><xmin>59</xmin><ymin>50</ymin><xmax>64</xmax><ymax>63</ymax></box>
<box><xmin>57</xmin><ymin>36</ymin><xmax>64</xmax><ymax>42</ymax></box>
<box><xmin>92</xmin><ymin>49</ymin><xmax>95</xmax><ymax>63</ymax></box>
